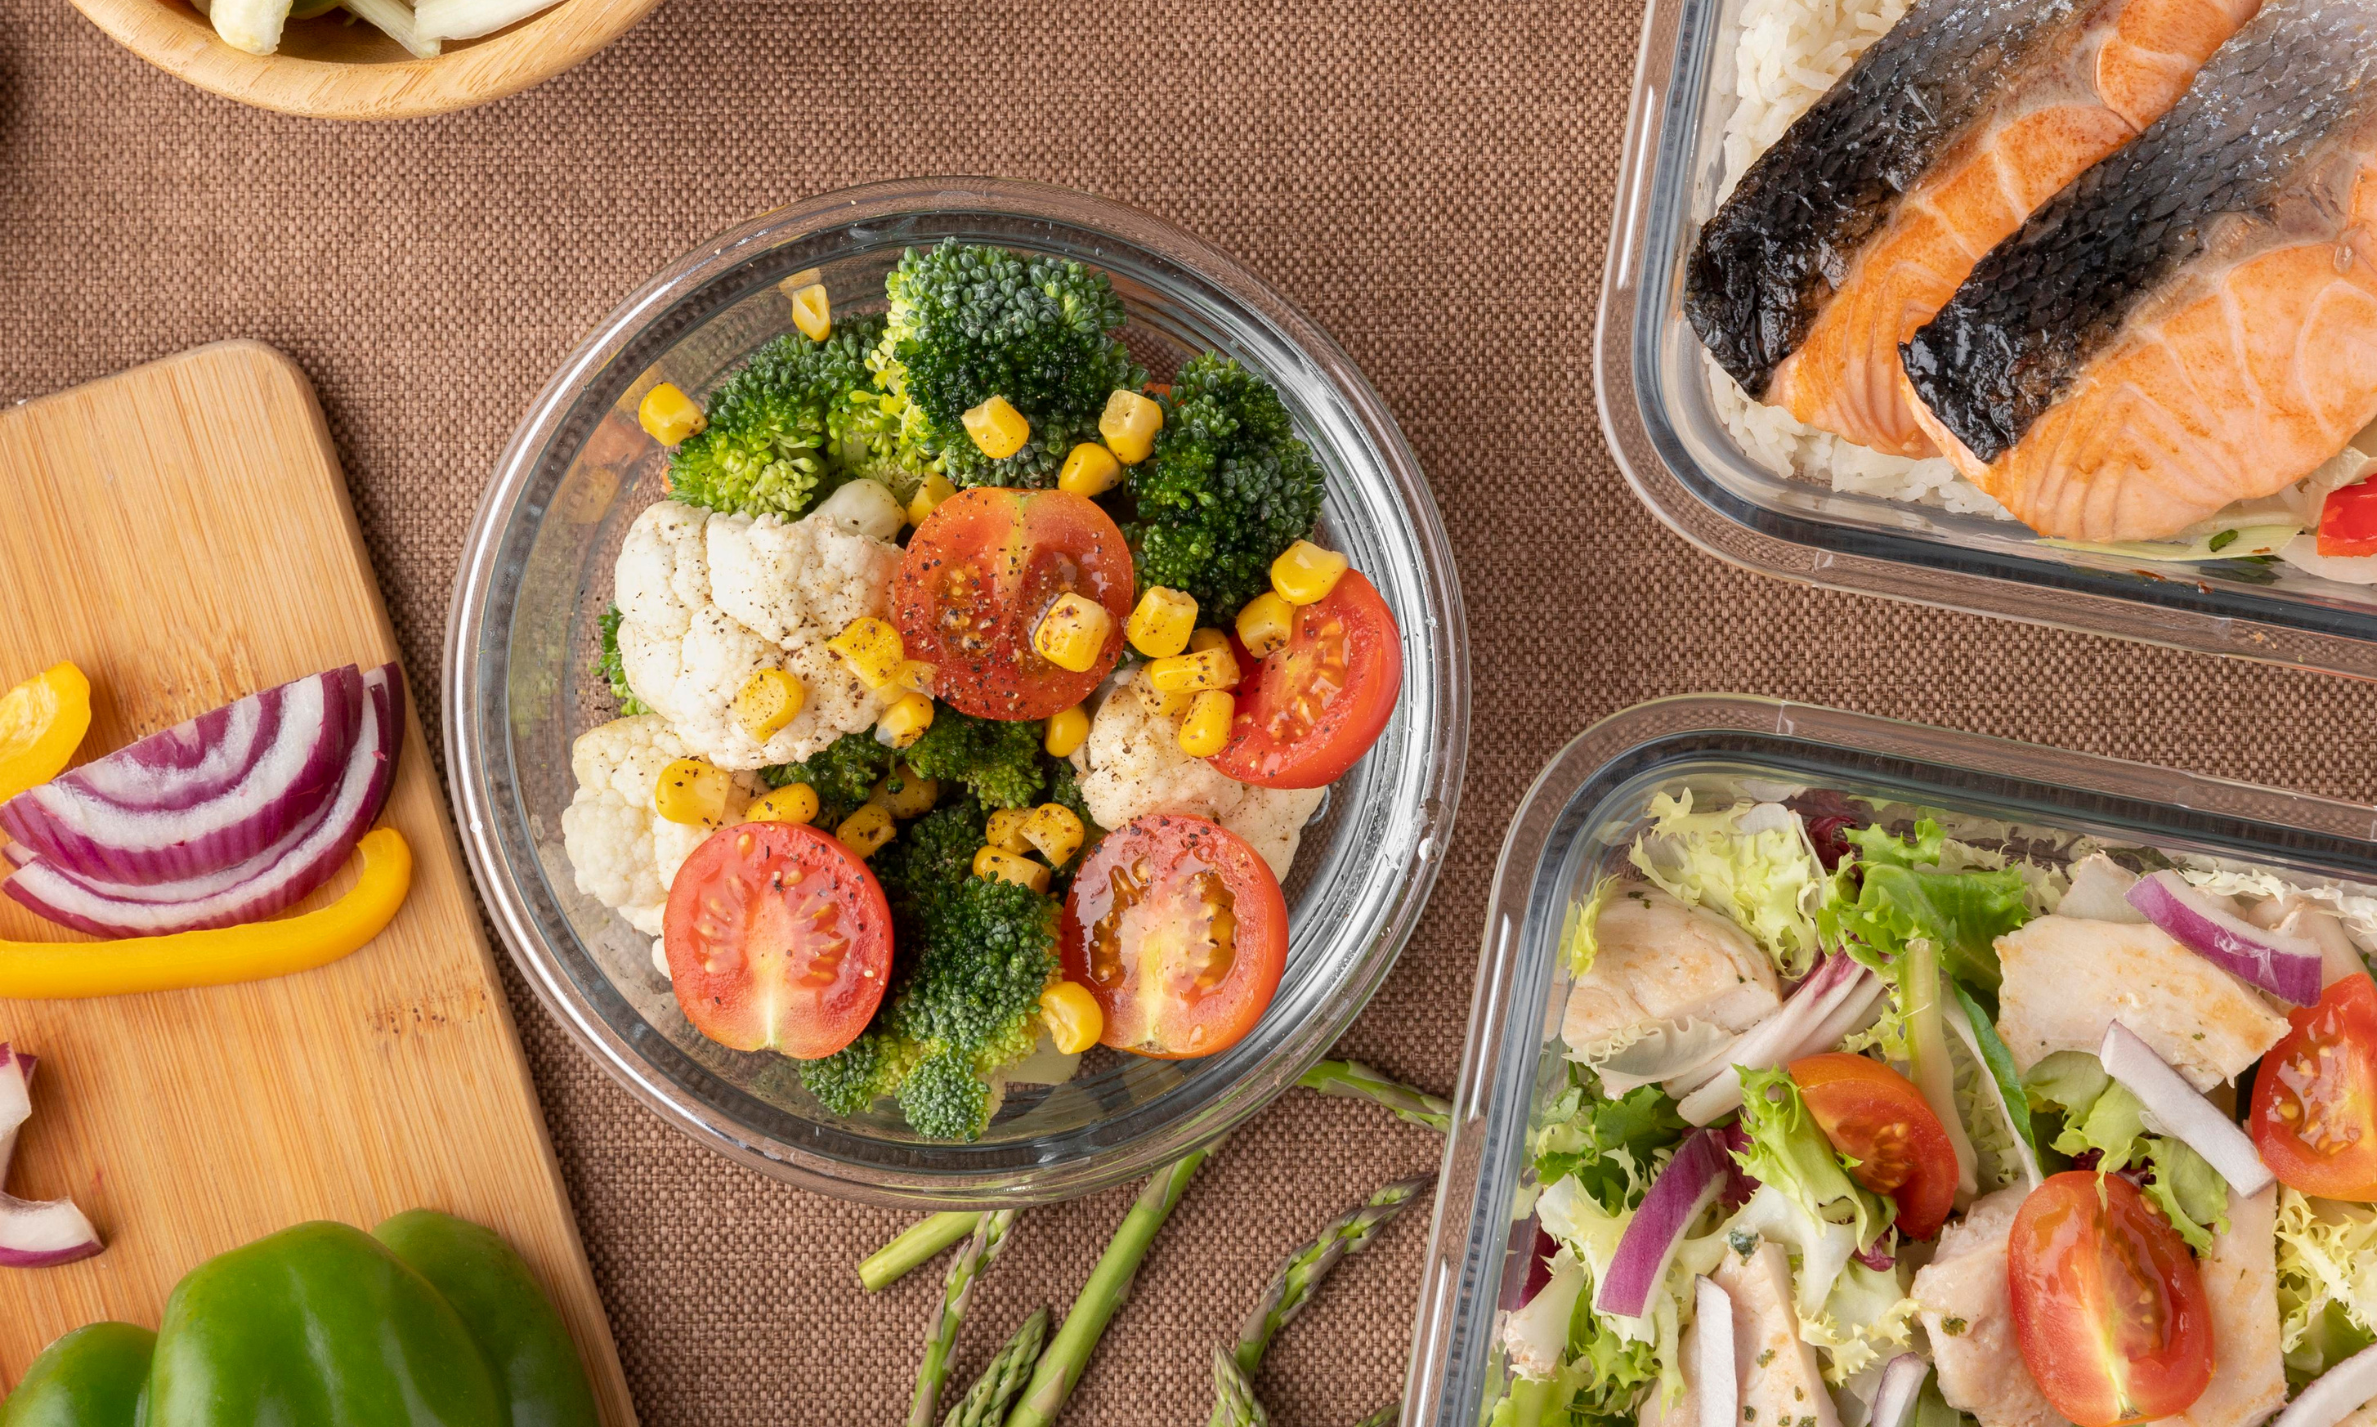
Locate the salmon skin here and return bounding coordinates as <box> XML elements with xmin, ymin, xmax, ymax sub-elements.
<box><xmin>1686</xmin><ymin>0</ymin><xmax>2255</xmax><ymax>457</ymax></box>
<box><xmin>1903</xmin><ymin>0</ymin><xmax>2377</xmax><ymax>541</ymax></box>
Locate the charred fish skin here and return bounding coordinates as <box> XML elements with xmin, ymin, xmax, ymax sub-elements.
<box><xmin>1684</xmin><ymin>0</ymin><xmax>2091</xmax><ymax>398</ymax></box>
<box><xmin>1905</xmin><ymin>0</ymin><xmax>2377</xmax><ymax>465</ymax></box>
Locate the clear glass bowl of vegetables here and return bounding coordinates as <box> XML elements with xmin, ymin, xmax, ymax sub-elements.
<box><xmin>444</xmin><ymin>179</ymin><xmax>1468</xmax><ymax>1206</ymax></box>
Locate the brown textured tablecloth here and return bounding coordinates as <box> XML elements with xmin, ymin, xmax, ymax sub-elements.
<box><xmin>5</xmin><ymin>0</ymin><xmax>2375</xmax><ymax>1420</ymax></box>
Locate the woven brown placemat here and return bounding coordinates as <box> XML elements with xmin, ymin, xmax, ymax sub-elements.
<box><xmin>6</xmin><ymin>0</ymin><xmax>2376</xmax><ymax>1420</ymax></box>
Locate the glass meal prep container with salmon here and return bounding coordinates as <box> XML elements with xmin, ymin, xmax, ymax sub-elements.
<box><xmin>1404</xmin><ymin>696</ymin><xmax>2377</xmax><ymax>1427</ymax></box>
<box><xmin>1599</xmin><ymin>0</ymin><xmax>2377</xmax><ymax>675</ymax></box>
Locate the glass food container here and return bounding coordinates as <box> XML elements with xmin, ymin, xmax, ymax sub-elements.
<box><xmin>1402</xmin><ymin>694</ymin><xmax>2377</xmax><ymax>1422</ymax></box>
<box><xmin>445</xmin><ymin>180</ymin><xmax>1468</xmax><ymax>1207</ymax></box>
<box><xmin>1597</xmin><ymin>0</ymin><xmax>2377</xmax><ymax>676</ymax></box>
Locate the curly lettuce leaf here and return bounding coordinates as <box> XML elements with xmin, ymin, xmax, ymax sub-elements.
<box><xmin>1562</xmin><ymin>876</ymin><xmax>1618</xmax><ymax>977</ymax></box>
<box><xmin>2277</xmin><ymin>1186</ymin><xmax>2377</xmax><ymax>1367</ymax></box>
<box><xmin>1531</xmin><ymin>1067</ymin><xmax>1689</xmax><ymax>1215</ymax></box>
<box><xmin>1733</xmin><ymin>1066</ymin><xmax>1894</xmax><ymax>1251</ymax></box>
<box><xmin>1629</xmin><ymin>793</ymin><xmax>1828</xmax><ymax>976</ymax></box>
<box><xmin>1823</xmin><ymin>822</ymin><xmax>2033</xmax><ymax>993</ymax></box>
<box><xmin>2024</xmin><ymin>1050</ymin><xmax>2228</xmax><ymax>1253</ymax></box>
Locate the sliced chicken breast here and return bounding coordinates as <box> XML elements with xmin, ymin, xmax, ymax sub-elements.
<box><xmin>1995</xmin><ymin>916</ymin><xmax>2288</xmax><ymax>1089</ymax></box>
<box><xmin>1562</xmin><ymin>885</ymin><xmax>1782</xmax><ymax>1057</ymax></box>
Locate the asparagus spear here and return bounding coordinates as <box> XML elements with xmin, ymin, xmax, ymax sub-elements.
<box><xmin>1297</xmin><ymin>1060</ymin><xmax>1453</xmax><ymax>1133</ymax></box>
<box><xmin>863</xmin><ymin>1211</ymin><xmax>985</xmax><ymax>1292</ymax></box>
<box><xmin>1347</xmin><ymin>1406</ymin><xmax>1400</xmax><ymax>1427</ymax></box>
<box><xmin>1229</xmin><ymin>1175</ymin><xmax>1433</xmax><ymax>1378</ymax></box>
<box><xmin>1211</xmin><ymin>1346</ymin><xmax>1271</xmax><ymax>1427</ymax></box>
<box><xmin>1004</xmin><ymin>1147</ymin><xmax>1215</xmax><ymax>1427</ymax></box>
<box><xmin>910</xmin><ymin>1210</ymin><xmax>1017</xmax><ymax>1427</ymax></box>
<box><xmin>942</xmin><ymin>1308</ymin><xmax>1049</xmax><ymax>1427</ymax></box>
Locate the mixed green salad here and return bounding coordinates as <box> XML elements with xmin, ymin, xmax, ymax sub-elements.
<box><xmin>1492</xmin><ymin>790</ymin><xmax>2377</xmax><ymax>1427</ymax></box>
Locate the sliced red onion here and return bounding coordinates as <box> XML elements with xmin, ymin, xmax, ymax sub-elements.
<box><xmin>1853</xmin><ymin>1229</ymin><xmax>1897</xmax><ymax>1271</ymax></box>
<box><xmin>1677</xmin><ymin>956</ymin><xmax>1876</xmax><ymax>1125</ymax></box>
<box><xmin>2099</xmin><ymin>1021</ymin><xmax>2273</xmax><ymax>1196</ymax></box>
<box><xmin>0</xmin><ymin>666</ymin><xmax>362</xmax><ymax>884</ymax></box>
<box><xmin>1868</xmin><ymin>1354</ymin><xmax>1930</xmax><ymax>1427</ymax></box>
<box><xmin>4</xmin><ymin>665</ymin><xmax>404</xmax><ymax>937</ymax></box>
<box><xmin>2275</xmin><ymin>1342</ymin><xmax>2377</xmax><ymax>1427</ymax></box>
<box><xmin>0</xmin><ymin>1193</ymin><xmax>102</xmax><ymax>1268</ymax></box>
<box><xmin>0</xmin><ymin>1044</ymin><xmax>29</xmax><ymax>1186</ymax></box>
<box><xmin>2128</xmin><ymin>870</ymin><xmax>2323</xmax><ymax>1006</ymax></box>
<box><xmin>1695</xmin><ymin>1276</ymin><xmax>1737</xmax><ymax>1427</ymax></box>
<box><xmin>1596</xmin><ymin>1128</ymin><xmax>1732</xmax><ymax>1317</ymax></box>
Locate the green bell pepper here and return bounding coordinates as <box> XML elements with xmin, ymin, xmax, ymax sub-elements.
<box><xmin>0</xmin><ymin>1323</ymin><xmax>153</xmax><ymax>1427</ymax></box>
<box><xmin>146</xmin><ymin>1220</ymin><xmax>505</xmax><ymax>1427</ymax></box>
<box><xmin>373</xmin><ymin>1210</ymin><xmax>599</xmax><ymax>1427</ymax></box>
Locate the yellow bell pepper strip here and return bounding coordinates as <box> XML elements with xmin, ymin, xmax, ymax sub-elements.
<box><xmin>0</xmin><ymin>827</ymin><xmax>412</xmax><ymax>1000</ymax></box>
<box><xmin>0</xmin><ymin>663</ymin><xmax>92</xmax><ymax>806</ymax></box>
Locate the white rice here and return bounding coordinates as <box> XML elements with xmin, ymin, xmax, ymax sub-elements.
<box><xmin>1703</xmin><ymin>0</ymin><xmax>2019</xmax><ymax>522</ymax></box>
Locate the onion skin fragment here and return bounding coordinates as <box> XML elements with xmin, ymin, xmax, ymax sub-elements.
<box><xmin>0</xmin><ymin>827</ymin><xmax>412</xmax><ymax>1000</ymax></box>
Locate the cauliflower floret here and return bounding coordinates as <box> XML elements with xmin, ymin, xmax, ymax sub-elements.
<box><xmin>559</xmin><ymin>715</ymin><xmax>752</xmax><ymax>940</ymax></box>
<box><xmin>612</xmin><ymin>500</ymin><xmax>900</xmax><ymax>769</ymax></box>
<box><xmin>1070</xmin><ymin>669</ymin><xmax>1328</xmax><ymax>881</ymax></box>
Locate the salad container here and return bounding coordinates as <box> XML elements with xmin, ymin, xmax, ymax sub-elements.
<box><xmin>445</xmin><ymin>180</ymin><xmax>1468</xmax><ymax>1207</ymax></box>
<box><xmin>1598</xmin><ymin>0</ymin><xmax>2377</xmax><ymax>677</ymax></box>
<box><xmin>1402</xmin><ymin>694</ymin><xmax>2377</xmax><ymax>1423</ymax></box>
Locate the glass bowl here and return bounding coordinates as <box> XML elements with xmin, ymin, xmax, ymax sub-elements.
<box><xmin>1401</xmin><ymin>696</ymin><xmax>2377</xmax><ymax>1422</ymax></box>
<box><xmin>443</xmin><ymin>179</ymin><xmax>1469</xmax><ymax>1207</ymax></box>
<box><xmin>1598</xmin><ymin>0</ymin><xmax>2377</xmax><ymax>676</ymax></box>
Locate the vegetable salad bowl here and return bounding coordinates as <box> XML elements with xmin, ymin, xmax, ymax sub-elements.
<box><xmin>445</xmin><ymin>179</ymin><xmax>1468</xmax><ymax>1207</ymax></box>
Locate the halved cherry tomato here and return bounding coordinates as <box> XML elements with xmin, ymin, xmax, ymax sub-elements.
<box><xmin>2319</xmin><ymin>481</ymin><xmax>2377</xmax><ymax>558</ymax></box>
<box><xmin>891</xmin><ymin>488</ymin><xmax>1134</xmax><ymax>721</ymax></box>
<box><xmin>664</xmin><ymin>821</ymin><xmax>892</xmax><ymax>1060</ymax></box>
<box><xmin>2008</xmin><ymin>1172</ymin><xmax>2213</xmax><ymax>1427</ymax></box>
<box><xmin>2251</xmin><ymin>973</ymin><xmax>2377</xmax><ymax>1200</ymax></box>
<box><xmin>1210</xmin><ymin>570</ymin><xmax>1401</xmax><ymax>789</ymax></box>
<box><xmin>1787</xmin><ymin>1051</ymin><xmax>1959</xmax><ymax>1241</ymax></box>
<box><xmin>1059</xmin><ymin>814</ymin><xmax>1289</xmax><ymax>1059</ymax></box>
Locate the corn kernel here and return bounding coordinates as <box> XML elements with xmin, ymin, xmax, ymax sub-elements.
<box><xmin>787</xmin><ymin>282</ymin><xmax>832</xmax><ymax>341</ymax></box>
<box><xmin>1099</xmin><ymin>389</ymin><xmax>1163</xmax><ymax>465</ymax></box>
<box><xmin>1057</xmin><ymin>442</ymin><xmax>1124</xmax><ymax>497</ymax></box>
<box><xmin>1040</xmin><ymin>981</ymin><xmax>1104</xmax><ymax>1055</ymax></box>
<box><xmin>732</xmin><ymin>669</ymin><xmax>806</xmax><ymax>744</ymax></box>
<box><xmin>869</xmin><ymin>766</ymin><xmax>940</xmax><ymax>819</ymax></box>
<box><xmin>1178</xmin><ymin>691</ymin><xmax>1235</xmax><ymax>758</ymax></box>
<box><xmin>1146</xmin><ymin>645</ymin><xmax>1240</xmax><ymax>694</ymax></box>
<box><xmin>1125</xmin><ymin>587</ymin><xmax>1197</xmax><ymax>658</ymax></box>
<box><xmin>829</xmin><ymin>617</ymin><xmax>905</xmax><ymax>689</ymax></box>
<box><xmin>1020</xmin><ymin>804</ymin><xmax>1086</xmax><ymax>867</ymax></box>
<box><xmin>747</xmin><ymin>783</ymin><xmax>819</xmax><ymax>826</ymax></box>
<box><xmin>1236</xmin><ymin>591</ymin><xmax>1295</xmax><ymax>658</ymax></box>
<box><xmin>874</xmin><ymin>692</ymin><xmax>935</xmax><ymax>750</ymax></box>
<box><xmin>636</xmin><ymin>382</ymin><xmax>706</xmax><ymax>445</ymax></box>
<box><xmin>1271</xmin><ymin>541</ymin><xmax>1350</xmax><ymax>605</ymax></box>
<box><xmin>1189</xmin><ymin>628</ymin><xmax>1231</xmax><ymax>655</ymax></box>
<box><xmin>837</xmin><ymin>802</ymin><xmax>896</xmax><ymax>859</ymax></box>
<box><xmin>985</xmin><ymin>807</ymin><xmax>1033</xmax><ymax>853</ymax></box>
<box><xmin>1033</xmin><ymin>593</ymin><xmax>1113</xmax><ymax>674</ymax></box>
<box><xmin>890</xmin><ymin>660</ymin><xmax>937</xmax><ymax>696</ymax></box>
<box><xmin>962</xmin><ymin>396</ymin><xmax>1031</xmax><ymax>460</ymax></box>
<box><xmin>973</xmin><ymin>846</ymin><xmax>1052</xmax><ymax>893</ymax></box>
<box><xmin>1135</xmin><ymin>675</ymin><xmax>1191</xmax><ymax>719</ymax></box>
<box><xmin>653</xmin><ymin>757</ymin><xmax>733</xmax><ymax>827</ymax></box>
<box><xmin>1043</xmin><ymin>704</ymin><xmax>1090</xmax><ymax>759</ymax></box>
<box><xmin>906</xmin><ymin>473</ymin><xmax>958</xmax><ymax>528</ymax></box>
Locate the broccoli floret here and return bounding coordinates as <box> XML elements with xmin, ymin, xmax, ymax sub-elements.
<box><xmin>1125</xmin><ymin>353</ymin><xmax>1326</xmax><ymax>615</ymax></box>
<box><xmin>871</xmin><ymin>242</ymin><xmax>1146</xmax><ymax>488</ymax></box>
<box><xmin>594</xmin><ymin>602</ymin><xmax>650</xmax><ymax>716</ymax></box>
<box><xmin>901</xmin><ymin>704</ymin><xmax>1049</xmax><ymax>809</ymax></box>
<box><xmin>803</xmin><ymin>807</ymin><xmax>1062</xmax><ymax>1143</ymax></box>
<box><xmin>826</xmin><ymin>383</ymin><xmax>939</xmax><ymax>504</ymax></box>
<box><xmin>759</xmin><ymin>732</ymin><xmax>895</xmax><ymax>825</ymax></box>
<box><xmin>668</xmin><ymin>322</ymin><xmax>880</xmax><ymax>520</ymax></box>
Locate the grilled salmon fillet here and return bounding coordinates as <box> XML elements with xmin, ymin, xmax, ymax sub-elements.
<box><xmin>1687</xmin><ymin>0</ymin><xmax>2256</xmax><ymax>457</ymax></box>
<box><xmin>1904</xmin><ymin>0</ymin><xmax>2377</xmax><ymax>540</ymax></box>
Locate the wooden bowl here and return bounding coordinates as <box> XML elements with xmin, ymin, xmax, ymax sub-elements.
<box><xmin>67</xmin><ymin>0</ymin><xmax>664</xmax><ymax>120</ymax></box>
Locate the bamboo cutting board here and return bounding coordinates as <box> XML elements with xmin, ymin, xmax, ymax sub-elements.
<box><xmin>0</xmin><ymin>342</ymin><xmax>636</xmax><ymax>1420</ymax></box>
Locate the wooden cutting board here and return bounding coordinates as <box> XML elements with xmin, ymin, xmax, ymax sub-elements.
<box><xmin>0</xmin><ymin>341</ymin><xmax>635</xmax><ymax>1420</ymax></box>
